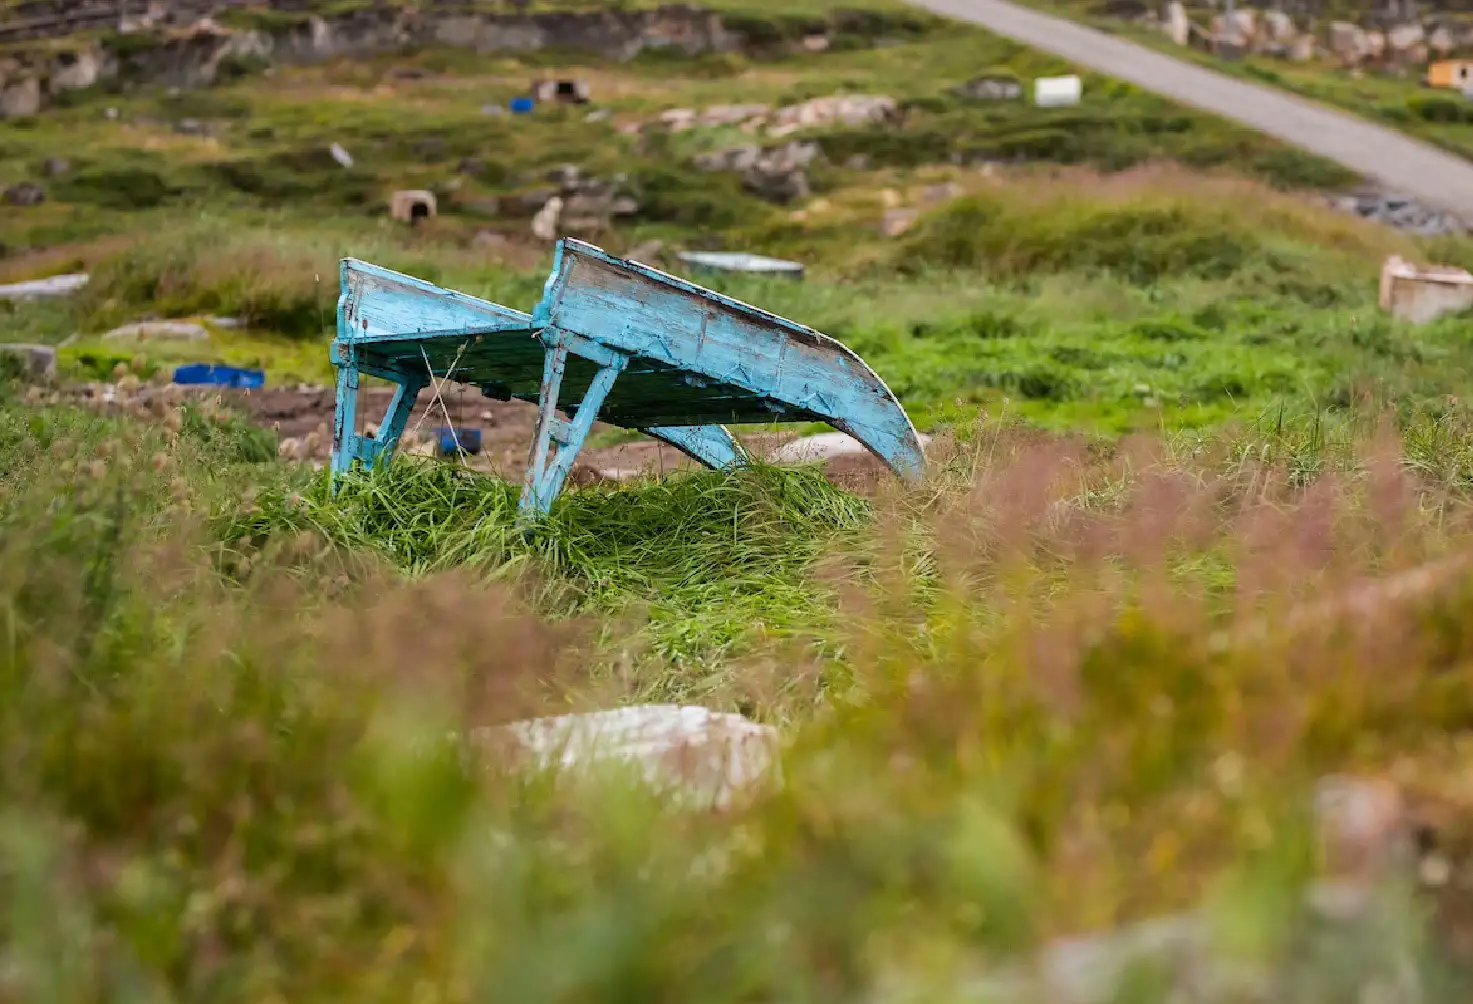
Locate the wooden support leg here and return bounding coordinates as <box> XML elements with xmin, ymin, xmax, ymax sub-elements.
<box><xmin>331</xmin><ymin>341</ymin><xmax>425</xmax><ymax>484</ymax></box>
<box><xmin>520</xmin><ymin>341</ymin><xmax>626</xmax><ymax>519</ymax></box>
<box><xmin>363</xmin><ymin>373</ymin><xmax>426</xmax><ymax>465</ymax></box>
<box><xmin>643</xmin><ymin>425</ymin><xmax>749</xmax><ymax>471</ymax></box>
<box><xmin>330</xmin><ymin>345</ymin><xmax>360</xmax><ymax>482</ymax></box>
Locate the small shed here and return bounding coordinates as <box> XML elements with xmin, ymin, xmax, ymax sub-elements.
<box><xmin>1426</xmin><ymin>59</ymin><xmax>1473</xmax><ymax>89</ymax></box>
<box><xmin>390</xmin><ymin>190</ymin><xmax>437</xmax><ymax>226</ymax></box>
<box><xmin>531</xmin><ymin>79</ymin><xmax>591</xmax><ymax>105</ymax></box>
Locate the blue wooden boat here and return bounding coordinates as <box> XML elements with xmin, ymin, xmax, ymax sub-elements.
<box><xmin>331</xmin><ymin>238</ymin><xmax>925</xmax><ymax>517</ymax></box>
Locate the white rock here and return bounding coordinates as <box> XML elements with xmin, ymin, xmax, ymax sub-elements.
<box><xmin>531</xmin><ymin>195</ymin><xmax>564</xmax><ymax>241</ymax></box>
<box><xmin>0</xmin><ymin>273</ymin><xmax>89</xmax><ymax>301</ymax></box>
<box><xmin>329</xmin><ymin>142</ymin><xmax>354</xmax><ymax>168</ymax></box>
<box><xmin>470</xmin><ymin>704</ymin><xmax>780</xmax><ymax>811</ymax></box>
<box><xmin>771</xmin><ymin>431</ymin><xmax>931</xmax><ymax>464</ymax></box>
<box><xmin>100</xmin><ymin>321</ymin><xmax>210</xmax><ymax>343</ymax></box>
<box><xmin>1262</xmin><ymin>9</ymin><xmax>1295</xmax><ymax>43</ymax></box>
<box><xmin>1387</xmin><ymin>22</ymin><xmax>1425</xmax><ymax>52</ymax></box>
<box><xmin>767</xmin><ymin>94</ymin><xmax>896</xmax><ymax>137</ymax></box>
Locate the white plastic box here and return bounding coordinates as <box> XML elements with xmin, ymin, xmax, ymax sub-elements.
<box><xmin>1034</xmin><ymin>74</ymin><xmax>1082</xmax><ymax>108</ymax></box>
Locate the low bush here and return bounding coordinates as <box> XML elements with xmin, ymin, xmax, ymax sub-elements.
<box><xmin>79</xmin><ymin>226</ymin><xmax>329</xmax><ymax>337</ymax></box>
<box><xmin>900</xmin><ymin>166</ymin><xmax>1401</xmax><ymax>286</ymax></box>
<box><xmin>53</xmin><ymin>168</ymin><xmax>182</xmax><ymax>210</ymax></box>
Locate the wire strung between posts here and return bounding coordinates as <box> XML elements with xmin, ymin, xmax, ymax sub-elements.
<box><xmin>411</xmin><ymin>340</ymin><xmax>471</xmax><ymax>460</ymax></box>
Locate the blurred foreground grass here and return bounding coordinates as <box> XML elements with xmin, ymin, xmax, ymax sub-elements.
<box><xmin>8</xmin><ymin>388</ymin><xmax>1473</xmax><ymax>999</ymax></box>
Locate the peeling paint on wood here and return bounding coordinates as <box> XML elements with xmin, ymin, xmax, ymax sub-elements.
<box><xmin>330</xmin><ymin>238</ymin><xmax>925</xmax><ymax>517</ymax></box>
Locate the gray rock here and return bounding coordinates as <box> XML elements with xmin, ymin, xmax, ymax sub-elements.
<box><xmin>625</xmin><ymin>239</ymin><xmax>665</xmax><ymax>265</ymax></box>
<box><xmin>697</xmin><ymin>141</ymin><xmax>822</xmax><ymax>203</ymax></box>
<box><xmin>954</xmin><ymin>75</ymin><xmax>1024</xmax><ymax>101</ymax></box>
<box><xmin>0</xmin><ymin>76</ymin><xmax>41</xmax><ymax>118</ymax></box>
<box><xmin>1331</xmin><ymin>188</ymin><xmax>1466</xmax><ymax>235</ymax></box>
<box><xmin>471</xmin><ymin>229</ymin><xmax>510</xmax><ymax>250</ymax></box>
<box><xmin>3</xmin><ymin>182</ymin><xmax>44</xmax><ymax>207</ymax></box>
<box><xmin>0</xmin><ymin>343</ymin><xmax>57</xmax><ymax>381</ymax></box>
<box><xmin>879</xmin><ymin>206</ymin><xmax>920</xmax><ymax>238</ymax></box>
<box><xmin>739</xmin><ymin>141</ymin><xmax>821</xmax><ymax>204</ymax></box>
<box><xmin>546</xmin><ymin>163</ymin><xmax>582</xmax><ymax>192</ymax></box>
<box><xmin>100</xmin><ymin>321</ymin><xmax>210</xmax><ymax>343</ymax></box>
<box><xmin>43</xmin><ymin>157</ymin><xmax>71</xmax><ymax>177</ymax></box>
<box><xmin>695</xmin><ymin>144</ymin><xmax>763</xmax><ymax>172</ymax></box>
<box><xmin>513</xmin><ymin>189</ymin><xmax>556</xmax><ymax>215</ymax></box>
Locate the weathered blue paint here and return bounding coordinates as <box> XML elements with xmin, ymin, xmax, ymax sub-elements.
<box><xmin>534</xmin><ymin>239</ymin><xmax>925</xmax><ymax>480</ymax></box>
<box><xmin>643</xmin><ymin>425</ymin><xmax>749</xmax><ymax>470</ymax></box>
<box><xmin>329</xmin><ymin>240</ymin><xmax>925</xmax><ymax>516</ymax></box>
<box><xmin>519</xmin><ymin>330</ymin><xmax>627</xmax><ymax>518</ymax></box>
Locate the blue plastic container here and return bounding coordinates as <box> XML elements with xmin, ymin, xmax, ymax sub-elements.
<box><xmin>435</xmin><ymin>427</ymin><xmax>482</xmax><ymax>456</ymax></box>
<box><xmin>172</xmin><ymin>363</ymin><xmax>266</xmax><ymax>389</ymax></box>
<box><xmin>509</xmin><ymin>96</ymin><xmax>535</xmax><ymax>115</ymax></box>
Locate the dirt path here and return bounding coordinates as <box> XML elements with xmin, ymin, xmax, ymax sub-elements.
<box><xmin>909</xmin><ymin>0</ymin><xmax>1473</xmax><ymax>218</ymax></box>
<box><xmin>232</xmin><ymin>385</ymin><xmax>891</xmax><ymax>492</ymax></box>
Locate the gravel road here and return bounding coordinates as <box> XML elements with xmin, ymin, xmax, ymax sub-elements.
<box><xmin>910</xmin><ymin>0</ymin><xmax>1473</xmax><ymax>218</ymax></box>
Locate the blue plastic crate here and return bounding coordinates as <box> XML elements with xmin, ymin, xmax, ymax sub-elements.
<box><xmin>434</xmin><ymin>427</ymin><xmax>482</xmax><ymax>456</ymax></box>
<box><xmin>172</xmin><ymin>363</ymin><xmax>265</xmax><ymax>389</ymax></box>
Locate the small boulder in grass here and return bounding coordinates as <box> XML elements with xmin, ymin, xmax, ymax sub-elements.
<box><xmin>467</xmin><ymin>705</ymin><xmax>781</xmax><ymax>811</ymax></box>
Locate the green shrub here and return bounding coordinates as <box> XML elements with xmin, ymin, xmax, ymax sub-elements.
<box><xmin>210</xmin><ymin>150</ymin><xmax>377</xmax><ymax>207</ymax></box>
<box><xmin>629</xmin><ymin>166</ymin><xmax>754</xmax><ymax>229</ymax></box>
<box><xmin>903</xmin><ymin>189</ymin><xmax>1256</xmax><ymax>283</ymax></box>
<box><xmin>53</xmin><ymin>168</ymin><xmax>181</xmax><ymax>210</ymax></box>
<box><xmin>180</xmin><ymin>401</ymin><xmax>278</xmax><ymax>463</ymax></box>
<box><xmin>81</xmin><ymin>228</ymin><xmax>329</xmax><ymax>337</ymax></box>
<box><xmin>1407</xmin><ymin>93</ymin><xmax>1473</xmax><ymax>124</ymax></box>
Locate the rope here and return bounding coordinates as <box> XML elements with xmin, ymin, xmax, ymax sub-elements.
<box><xmin>412</xmin><ymin>341</ymin><xmax>471</xmax><ymax>460</ymax></box>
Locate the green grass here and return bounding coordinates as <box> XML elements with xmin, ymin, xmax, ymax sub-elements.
<box><xmin>9</xmin><ymin>391</ymin><xmax>1473</xmax><ymax>999</ymax></box>
<box><xmin>11</xmin><ymin>6</ymin><xmax>1473</xmax><ymax>998</ymax></box>
<box><xmin>0</xmin><ymin>2</ymin><xmax>1415</xmax><ymax>440</ymax></box>
<box><xmin>0</xmin><ymin>8</ymin><xmax>1353</xmax><ymax>255</ymax></box>
<box><xmin>5</xmin><ymin>170</ymin><xmax>1471</xmax><ymax>436</ymax></box>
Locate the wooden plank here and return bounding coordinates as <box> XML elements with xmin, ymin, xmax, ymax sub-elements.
<box><xmin>534</xmin><ymin>240</ymin><xmax>925</xmax><ymax>479</ymax></box>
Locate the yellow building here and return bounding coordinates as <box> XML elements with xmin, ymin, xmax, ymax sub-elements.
<box><xmin>1427</xmin><ymin>60</ymin><xmax>1473</xmax><ymax>89</ymax></box>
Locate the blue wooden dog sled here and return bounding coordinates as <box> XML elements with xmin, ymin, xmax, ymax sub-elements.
<box><xmin>331</xmin><ymin>238</ymin><xmax>926</xmax><ymax>517</ymax></box>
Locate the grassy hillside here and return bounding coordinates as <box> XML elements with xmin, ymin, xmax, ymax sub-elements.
<box><xmin>8</xmin><ymin>4</ymin><xmax>1473</xmax><ymax>1000</ymax></box>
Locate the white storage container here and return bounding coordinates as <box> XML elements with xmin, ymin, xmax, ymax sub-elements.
<box><xmin>1034</xmin><ymin>74</ymin><xmax>1082</xmax><ymax>108</ymax></box>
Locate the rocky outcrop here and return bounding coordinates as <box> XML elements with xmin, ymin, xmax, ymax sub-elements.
<box><xmin>1327</xmin><ymin>188</ymin><xmax>1467</xmax><ymax>234</ymax></box>
<box><xmin>0</xmin><ymin>4</ymin><xmax>735</xmax><ymax>117</ymax></box>
<box><xmin>695</xmin><ymin>140</ymin><xmax>822</xmax><ymax>203</ymax></box>
<box><xmin>1146</xmin><ymin>1</ymin><xmax>1473</xmax><ymax>67</ymax></box>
